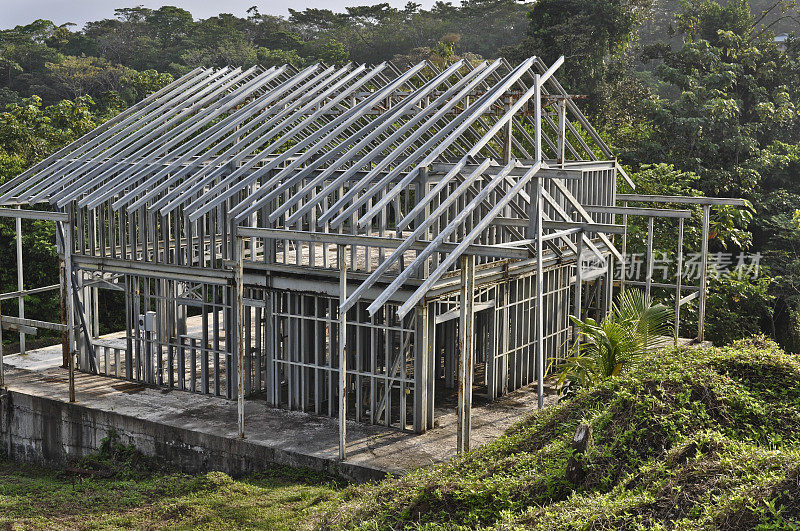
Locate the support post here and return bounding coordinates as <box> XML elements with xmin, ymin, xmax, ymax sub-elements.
<box><xmin>457</xmin><ymin>254</ymin><xmax>475</xmax><ymax>453</ymax></box>
<box><xmin>534</xmin><ymin>74</ymin><xmax>542</xmax><ymax>162</ymax></box>
<box><xmin>486</xmin><ymin>304</ymin><xmax>497</xmax><ymax>400</ymax></box>
<box><xmin>534</xmin><ymin>74</ymin><xmax>545</xmax><ymax>410</ymax></box>
<box><xmin>500</xmin><ymin>281</ymin><xmax>510</xmax><ymax>396</ymax></box>
<box><xmin>234</xmin><ymin>233</ymin><xmax>245</xmax><ymax>439</ymax></box>
<box><xmin>605</xmin><ymin>255</ymin><xmax>614</xmax><ymax>318</ymax></box>
<box><xmin>557</xmin><ymin>98</ymin><xmax>566</xmax><ymax>164</ymax></box>
<box><xmin>337</xmin><ymin>245</ymin><xmax>347</xmax><ymax>460</ymax></box>
<box><xmin>60</xmin><ymin>260</ymin><xmax>68</xmax><ymax>368</ymax></box>
<box><xmin>573</xmin><ymin>230</ymin><xmax>584</xmax><ymax>342</ymax></box>
<box><xmin>265</xmin><ymin>289</ymin><xmax>275</xmax><ymax>406</ymax></box>
<box><xmin>92</xmin><ymin>285</ymin><xmax>99</xmax><ymax>340</ymax></box>
<box><xmin>15</xmin><ymin>207</ymin><xmax>25</xmax><ymax>354</ymax></box>
<box><xmin>645</xmin><ymin>216</ymin><xmax>654</xmax><ymax>299</ymax></box>
<box><xmin>674</xmin><ymin>217</ymin><xmax>684</xmax><ymax>345</ymax></box>
<box><xmin>414</xmin><ymin>303</ymin><xmax>429</xmax><ymax>433</ymax></box>
<box><xmin>0</xmin><ymin>299</ymin><xmax>4</xmax><ymax>390</ymax></box>
<box><xmin>535</xmin><ymin>175</ymin><xmax>545</xmax><ymax>410</ymax></box>
<box><xmin>427</xmin><ymin>304</ymin><xmax>435</xmax><ymax>429</ymax></box>
<box><xmin>0</xmin><ymin>304</ymin><xmax>6</xmax><ymax>457</ymax></box>
<box><xmin>620</xmin><ymin>201</ymin><xmax>629</xmax><ymax>294</ymax></box>
<box><xmin>63</xmin><ymin>220</ymin><xmax>76</xmax><ymax>403</ymax></box>
<box><xmin>598</xmin><ymin>272</ymin><xmax>611</xmax><ymax>320</ymax></box>
<box><xmin>698</xmin><ymin>205</ymin><xmax>710</xmax><ymax>342</ymax></box>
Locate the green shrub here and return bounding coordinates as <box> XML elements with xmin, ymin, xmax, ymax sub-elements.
<box><xmin>556</xmin><ymin>289</ymin><xmax>671</xmax><ymax>397</ymax></box>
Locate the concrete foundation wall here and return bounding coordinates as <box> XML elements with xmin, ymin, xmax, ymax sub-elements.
<box><xmin>0</xmin><ymin>389</ymin><xmax>385</xmax><ymax>482</ymax></box>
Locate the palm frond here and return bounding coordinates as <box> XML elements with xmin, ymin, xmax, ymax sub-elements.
<box><xmin>555</xmin><ymin>289</ymin><xmax>671</xmax><ymax>396</ymax></box>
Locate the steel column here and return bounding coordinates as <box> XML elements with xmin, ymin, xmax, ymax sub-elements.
<box><xmin>63</xmin><ymin>220</ymin><xmax>76</xmax><ymax>402</ymax></box>
<box><xmin>457</xmin><ymin>254</ymin><xmax>475</xmax><ymax>453</ymax></box>
<box><xmin>414</xmin><ymin>303</ymin><xmax>429</xmax><ymax>433</ymax></box>
<box><xmin>338</xmin><ymin>245</ymin><xmax>347</xmax><ymax>460</ymax></box>
<box><xmin>15</xmin><ymin>207</ymin><xmax>24</xmax><ymax>354</ymax></box>
<box><xmin>535</xmin><ymin>175</ymin><xmax>545</xmax><ymax>409</ymax></box>
<box><xmin>234</xmin><ymin>234</ymin><xmax>245</xmax><ymax>438</ymax></box>
<box><xmin>0</xmin><ymin>296</ymin><xmax>4</xmax><ymax>390</ymax></box>
<box><xmin>645</xmin><ymin>216</ymin><xmax>654</xmax><ymax>299</ymax></box>
<box><xmin>674</xmin><ymin>217</ymin><xmax>684</xmax><ymax>345</ymax></box>
<box><xmin>698</xmin><ymin>205</ymin><xmax>710</xmax><ymax>342</ymax></box>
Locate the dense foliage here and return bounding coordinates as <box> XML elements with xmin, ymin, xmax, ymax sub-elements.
<box><xmin>0</xmin><ymin>0</ymin><xmax>798</xmax><ymax>350</ymax></box>
<box><xmin>0</xmin><ymin>1</ymin><xmax>529</xmax><ymax>107</ymax></box>
<box><xmin>614</xmin><ymin>0</ymin><xmax>800</xmax><ymax>349</ymax></box>
<box><xmin>319</xmin><ymin>337</ymin><xmax>800</xmax><ymax>529</ymax></box>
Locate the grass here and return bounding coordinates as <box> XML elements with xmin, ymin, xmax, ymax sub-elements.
<box><xmin>318</xmin><ymin>336</ymin><xmax>800</xmax><ymax>529</ymax></box>
<box><xmin>3</xmin><ymin>337</ymin><xmax>800</xmax><ymax>529</ymax></box>
<box><xmin>0</xmin><ymin>433</ymin><xmax>343</xmax><ymax>530</ymax></box>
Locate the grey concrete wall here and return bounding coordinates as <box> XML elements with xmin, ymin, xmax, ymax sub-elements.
<box><xmin>0</xmin><ymin>389</ymin><xmax>385</xmax><ymax>482</ymax></box>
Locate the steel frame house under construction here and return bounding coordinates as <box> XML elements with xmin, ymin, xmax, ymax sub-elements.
<box><xmin>0</xmin><ymin>57</ymin><xmax>745</xmax><ymax>458</ymax></box>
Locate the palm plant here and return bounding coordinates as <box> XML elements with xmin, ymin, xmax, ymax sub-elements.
<box><xmin>554</xmin><ymin>289</ymin><xmax>672</xmax><ymax>396</ymax></box>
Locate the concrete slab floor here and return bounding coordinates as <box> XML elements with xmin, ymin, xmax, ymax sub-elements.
<box><xmin>1</xmin><ymin>356</ymin><xmax>559</xmax><ymax>478</ymax></box>
<box><xmin>0</xmin><ymin>328</ymin><xmax>705</xmax><ymax>478</ymax></box>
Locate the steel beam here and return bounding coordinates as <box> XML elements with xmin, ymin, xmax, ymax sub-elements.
<box><xmin>618</xmin><ymin>194</ymin><xmax>748</xmax><ymax>207</ymax></box>
<box><xmin>583</xmin><ymin>205</ymin><xmax>692</xmax><ymax>219</ymax></box>
<box><xmin>0</xmin><ymin>209</ymin><xmax>69</xmax><ymax>221</ymax></box>
<box><xmin>497</xmin><ymin>218</ymin><xmax>627</xmax><ymax>234</ymax></box>
<box><xmin>237</xmin><ymin>225</ymin><xmax>529</xmax><ymax>260</ymax></box>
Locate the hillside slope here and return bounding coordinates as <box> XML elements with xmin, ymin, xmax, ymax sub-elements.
<box><xmin>319</xmin><ymin>338</ymin><xmax>800</xmax><ymax>530</ymax></box>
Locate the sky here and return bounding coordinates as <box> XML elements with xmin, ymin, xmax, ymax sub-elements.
<box><xmin>1</xmin><ymin>0</ymin><xmax>435</xmax><ymax>30</ymax></box>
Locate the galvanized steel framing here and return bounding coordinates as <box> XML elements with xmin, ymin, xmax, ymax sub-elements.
<box><xmin>0</xmin><ymin>58</ymin><xmax>746</xmax><ymax>459</ymax></box>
